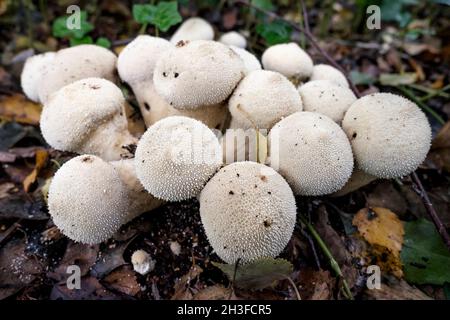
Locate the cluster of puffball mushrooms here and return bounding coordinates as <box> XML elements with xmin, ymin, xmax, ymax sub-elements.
<box><xmin>21</xmin><ymin>17</ymin><xmax>432</xmax><ymax>266</ymax></box>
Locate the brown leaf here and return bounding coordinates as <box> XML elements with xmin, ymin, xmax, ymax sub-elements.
<box><xmin>91</xmin><ymin>240</ymin><xmax>130</xmax><ymax>278</ymax></box>
<box><xmin>364</xmin><ymin>277</ymin><xmax>431</xmax><ymax>300</ymax></box>
<box><xmin>297</xmin><ymin>268</ymin><xmax>335</xmax><ymax>300</ymax></box>
<box><xmin>171</xmin><ymin>265</ymin><xmax>203</xmax><ymax>300</ymax></box>
<box><xmin>103</xmin><ymin>265</ymin><xmax>140</xmax><ymax>296</ymax></box>
<box><xmin>50</xmin><ymin>276</ymin><xmax>120</xmax><ymax>300</ymax></box>
<box><xmin>0</xmin><ymin>94</ymin><xmax>42</xmax><ymax>125</ymax></box>
<box><xmin>0</xmin><ymin>182</ymin><xmax>16</xmax><ymax>199</ymax></box>
<box><xmin>23</xmin><ymin>149</ymin><xmax>48</xmax><ymax>192</ymax></box>
<box><xmin>193</xmin><ymin>284</ymin><xmax>231</xmax><ymax>300</ymax></box>
<box><xmin>428</xmin><ymin>122</ymin><xmax>450</xmax><ymax>173</ymax></box>
<box><xmin>367</xmin><ymin>182</ymin><xmax>407</xmax><ymax>217</ymax></box>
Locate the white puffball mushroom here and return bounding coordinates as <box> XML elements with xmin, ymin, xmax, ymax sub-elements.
<box><xmin>269</xmin><ymin>112</ymin><xmax>354</xmax><ymax>195</ymax></box>
<box><xmin>48</xmin><ymin>155</ymin><xmax>129</xmax><ymax>244</ymax></box>
<box><xmin>229</xmin><ymin>46</ymin><xmax>261</xmax><ymax>74</ymax></box>
<box><xmin>229</xmin><ymin>70</ymin><xmax>303</xmax><ymax>130</ymax></box>
<box><xmin>40</xmin><ymin>78</ymin><xmax>137</xmax><ymax>161</ymax></box>
<box><xmin>298</xmin><ymin>80</ymin><xmax>357</xmax><ymax>123</ymax></box>
<box><xmin>332</xmin><ymin>169</ymin><xmax>377</xmax><ymax>197</ymax></box>
<box><xmin>37</xmin><ymin>45</ymin><xmax>117</xmax><ymax>104</ymax></box>
<box><xmin>262</xmin><ymin>42</ymin><xmax>313</xmax><ymax>83</ymax></box>
<box><xmin>169</xmin><ymin>241</ymin><xmax>181</xmax><ymax>256</ymax></box>
<box><xmin>135</xmin><ymin>116</ymin><xmax>222</xmax><ymax>201</ymax></box>
<box><xmin>170</xmin><ymin>17</ymin><xmax>214</xmax><ymax>44</ymax></box>
<box><xmin>153</xmin><ymin>40</ymin><xmax>245</xmax><ymax>110</ymax></box>
<box><xmin>342</xmin><ymin>93</ymin><xmax>432</xmax><ymax>178</ymax></box>
<box><xmin>131</xmin><ymin>250</ymin><xmax>155</xmax><ymax>275</ymax></box>
<box><xmin>310</xmin><ymin>64</ymin><xmax>349</xmax><ymax>87</ymax></box>
<box><xmin>199</xmin><ymin>161</ymin><xmax>297</xmax><ymax>264</ymax></box>
<box><xmin>21</xmin><ymin>52</ymin><xmax>56</xmax><ymax>103</ymax></box>
<box><xmin>219</xmin><ymin>31</ymin><xmax>247</xmax><ymax>48</ymax></box>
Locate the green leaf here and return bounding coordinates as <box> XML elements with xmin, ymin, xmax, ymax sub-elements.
<box><xmin>256</xmin><ymin>19</ymin><xmax>292</xmax><ymax>45</ymax></box>
<box><xmin>401</xmin><ymin>218</ymin><xmax>450</xmax><ymax>285</ymax></box>
<box><xmin>52</xmin><ymin>11</ymin><xmax>94</xmax><ymax>40</ymax></box>
<box><xmin>379</xmin><ymin>72</ymin><xmax>417</xmax><ymax>86</ymax></box>
<box><xmin>251</xmin><ymin>0</ymin><xmax>275</xmax><ymax>11</ymax></box>
<box><xmin>132</xmin><ymin>2</ymin><xmax>182</xmax><ymax>32</ymax></box>
<box><xmin>349</xmin><ymin>70</ymin><xmax>376</xmax><ymax>85</ymax></box>
<box><xmin>69</xmin><ymin>35</ymin><xmax>93</xmax><ymax>46</ymax></box>
<box><xmin>212</xmin><ymin>258</ymin><xmax>293</xmax><ymax>290</ymax></box>
<box><xmin>95</xmin><ymin>37</ymin><xmax>111</xmax><ymax>48</ymax></box>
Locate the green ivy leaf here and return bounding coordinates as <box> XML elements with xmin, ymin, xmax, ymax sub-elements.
<box><xmin>95</xmin><ymin>37</ymin><xmax>111</xmax><ymax>48</ymax></box>
<box><xmin>349</xmin><ymin>70</ymin><xmax>376</xmax><ymax>85</ymax></box>
<box><xmin>69</xmin><ymin>35</ymin><xmax>93</xmax><ymax>46</ymax></box>
<box><xmin>52</xmin><ymin>11</ymin><xmax>94</xmax><ymax>40</ymax></box>
<box><xmin>132</xmin><ymin>2</ymin><xmax>182</xmax><ymax>32</ymax></box>
<box><xmin>212</xmin><ymin>258</ymin><xmax>293</xmax><ymax>290</ymax></box>
<box><xmin>251</xmin><ymin>0</ymin><xmax>275</xmax><ymax>11</ymax></box>
<box><xmin>256</xmin><ymin>19</ymin><xmax>292</xmax><ymax>45</ymax></box>
<box><xmin>401</xmin><ymin>218</ymin><xmax>450</xmax><ymax>285</ymax></box>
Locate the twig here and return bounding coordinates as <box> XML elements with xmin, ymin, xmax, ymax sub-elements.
<box><xmin>298</xmin><ymin>215</ymin><xmax>353</xmax><ymax>300</ymax></box>
<box><xmin>411</xmin><ymin>172</ymin><xmax>450</xmax><ymax>251</ymax></box>
<box><xmin>285</xmin><ymin>276</ymin><xmax>302</xmax><ymax>300</ymax></box>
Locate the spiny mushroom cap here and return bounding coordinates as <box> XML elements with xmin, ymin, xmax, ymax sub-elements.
<box><xmin>219</xmin><ymin>31</ymin><xmax>247</xmax><ymax>48</ymax></box>
<box><xmin>40</xmin><ymin>78</ymin><xmax>135</xmax><ymax>161</ymax></box>
<box><xmin>229</xmin><ymin>70</ymin><xmax>303</xmax><ymax>130</ymax></box>
<box><xmin>37</xmin><ymin>45</ymin><xmax>117</xmax><ymax>103</ymax></box>
<box><xmin>229</xmin><ymin>45</ymin><xmax>261</xmax><ymax>74</ymax></box>
<box><xmin>135</xmin><ymin>116</ymin><xmax>222</xmax><ymax>201</ymax></box>
<box><xmin>153</xmin><ymin>40</ymin><xmax>245</xmax><ymax>110</ymax></box>
<box><xmin>342</xmin><ymin>93</ymin><xmax>432</xmax><ymax>178</ymax></box>
<box><xmin>269</xmin><ymin>112</ymin><xmax>354</xmax><ymax>195</ymax></box>
<box><xmin>117</xmin><ymin>35</ymin><xmax>173</xmax><ymax>85</ymax></box>
<box><xmin>298</xmin><ymin>80</ymin><xmax>357</xmax><ymax>123</ymax></box>
<box><xmin>170</xmin><ymin>17</ymin><xmax>214</xmax><ymax>44</ymax></box>
<box><xmin>48</xmin><ymin>155</ymin><xmax>128</xmax><ymax>244</ymax></box>
<box><xmin>262</xmin><ymin>42</ymin><xmax>313</xmax><ymax>81</ymax></box>
<box><xmin>310</xmin><ymin>64</ymin><xmax>349</xmax><ymax>87</ymax></box>
<box><xmin>199</xmin><ymin>161</ymin><xmax>297</xmax><ymax>264</ymax></box>
<box><xmin>21</xmin><ymin>52</ymin><xmax>56</xmax><ymax>103</ymax></box>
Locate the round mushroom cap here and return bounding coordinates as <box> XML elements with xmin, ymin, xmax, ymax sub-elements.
<box><xmin>21</xmin><ymin>52</ymin><xmax>56</xmax><ymax>103</ymax></box>
<box><xmin>269</xmin><ymin>112</ymin><xmax>354</xmax><ymax>195</ymax></box>
<box><xmin>117</xmin><ymin>35</ymin><xmax>173</xmax><ymax>85</ymax></box>
<box><xmin>342</xmin><ymin>93</ymin><xmax>432</xmax><ymax>178</ymax></box>
<box><xmin>262</xmin><ymin>42</ymin><xmax>313</xmax><ymax>82</ymax></box>
<box><xmin>37</xmin><ymin>45</ymin><xmax>117</xmax><ymax>103</ymax></box>
<box><xmin>199</xmin><ymin>161</ymin><xmax>297</xmax><ymax>264</ymax></box>
<box><xmin>298</xmin><ymin>80</ymin><xmax>356</xmax><ymax>123</ymax></box>
<box><xmin>40</xmin><ymin>78</ymin><xmax>136</xmax><ymax>161</ymax></box>
<box><xmin>310</xmin><ymin>64</ymin><xmax>349</xmax><ymax>87</ymax></box>
<box><xmin>219</xmin><ymin>31</ymin><xmax>247</xmax><ymax>48</ymax></box>
<box><xmin>229</xmin><ymin>70</ymin><xmax>303</xmax><ymax>130</ymax></box>
<box><xmin>170</xmin><ymin>17</ymin><xmax>214</xmax><ymax>44</ymax></box>
<box><xmin>229</xmin><ymin>45</ymin><xmax>261</xmax><ymax>74</ymax></box>
<box><xmin>48</xmin><ymin>155</ymin><xmax>128</xmax><ymax>244</ymax></box>
<box><xmin>153</xmin><ymin>40</ymin><xmax>245</xmax><ymax>110</ymax></box>
<box><xmin>135</xmin><ymin>116</ymin><xmax>222</xmax><ymax>201</ymax></box>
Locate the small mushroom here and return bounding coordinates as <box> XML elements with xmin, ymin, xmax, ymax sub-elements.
<box><xmin>342</xmin><ymin>93</ymin><xmax>432</xmax><ymax>178</ymax></box>
<box><xmin>40</xmin><ymin>78</ymin><xmax>137</xmax><ymax>161</ymax></box>
<box><xmin>170</xmin><ymin>17</ymin><xmax>214</xmax><ymax>44</ymax></box>
<box><xmin>228</xmin><ymin>70</ymin><xmax>303</xmax><ymax>130</ymax></box>
<box><xmin>310</xmin><ymin>64</ymin><xmax>349</xmax><ymax>87</ymax></box>
<box><xmin>298</xmin><ymin>80</ymin><xmax>356</xmax><ymax>123</ymax></box>
<box><xmin>229</xmin><ymin>45</ymin><xmax>261</xmax><ymax>74</ymax></box>
<box><xmin>199</xmin><ymin>161</ymin><xmax>297</xmax><ymax>264</ymax></box>
<box><xmin>20</xmin><ymin>52</ymin><xmax>56</xmax><ymax>103</ymax></box>
<box><xmin>269</xmin><ymin>112</ymin><xmax>354</xmax><ymax>195</ymax></box>
<box><xmin>135</xmin><ymin>116</ymin><xmax>222</xmax><ymax>201</ymax></box>
<box><xmin>131</xmin><ymin>250</ymin><xmax>155</xmax><ymax>275</ymax></box>
<box><xmin>219</xmin><ymin>31</ymin><xmax>247</xmax><ymax>48</ymax></box>
<box><xmin>262</xmin><ymin>42</ymin><xmax>313</xmax><ymax>83</ymax></box>
<box><xmin>153</xmin><ymin>40</ymin><xmax>245</xmax><ymax>110</ymax></box>
<box><xmin>37</xmin><ymin>44</ymin><xmax>117</xmax><ymax>104</ymax></box>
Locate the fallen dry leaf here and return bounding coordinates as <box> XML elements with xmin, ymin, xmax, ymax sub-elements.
<box><xmin>353</xmin><ymin>207</ymin><xmax>404</xmax><ymax>277</ymax></box>
<box><xmin>23</xmin><ymin>148</ymin><xmax>48</xmax><ymax>192</ymax></box>
<box><xmin>171</xmin><ymin>265</ymin><xmax>203</xmax><ymax>300</ymax></box>
<box><xmin>363</xmin><ymin>277</ymin><xmax>431</xmax><ymax>300</ymax></box>
<box><xmin>0</xmin><ymin>94</ymin><xmax>42</xmax><ymax>125</ymax></box>
<box><xmin>428</xmin><ymin>121</ymin><xmax>450</xmax><ymax>173</ymax></box>
<box><xmin>103</xmin><ymin>265</ymin><xmax>140</xmax><ymax>296</ymax></box>
<box><xmin>193</xmin><ymin>284</ymin><xmax>231</xmax><ymax>300</ymax></box>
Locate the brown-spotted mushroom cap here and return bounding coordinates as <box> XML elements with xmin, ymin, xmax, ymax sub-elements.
<box><xmin>153</xmin><ymin>40</ymin><xmax>245</xmax><ymax>110</ymax></box>
<box><xmin>310</xmin><ymin>64</ymin><xmax>349</xmax><ymax>87</ymax></box>
<box><xmin>199</xmin><ymin>161</ymin><xmax>297</xmax><ymax>264</ymax></box>
<box><xmin>170</xmin><ymin>17</ymin><xmax>214</xmax><ymax>44</ymax></box>
<box><xmin>229</xmin><ymin>70</ymin><xmax>302</xmax><ymax>130</ymax></box>
<box><xmin>229</xmin><ymin>45</ymin><xmax>261</xmax><ymax>74</ymax></box>
<box><xmin>298</xmin><ymin>80</ymin><xmax>356</xmax><ymax>123</ymax></box>
<box><xmin>21</xmin><ymin>52</ymin><xmax>56</xmax><ymax>103</ymax></box>
<box><xmin>219</xmin><ymin>31</ymin><xmax>247</xmax><ymax>48</ymax></box>
<box><xmin>262</xmin><ymin>43</ymin><xmax>313</xmax><ymax>82</ymax></box>
<box><xmin>269</xmin><ymin>112</ymin><xmax>353</xmax><ymax>195</ymax></box>
<box><xmin>48</xmin><ymin>155</ymin><xmax>128</xmax><ymax>244</ymax></box>
<box><xmin>135</xmin><ymin>116</ymin><xmax>222</xmax><ymax>201</ymax></box>
<box><xmin>342</xmin><ymin>93</ymin><xmax>432</xmax><ymax>178</ymax></box>
<box><xmin>37</xmin><ymin>44</ymin><xmax>117</xmax><ymax>104</ymax></box>
<box><xmin>40</xmin><ymin>78</ymin><xmax>137</xmax><ymax>161</ymax></box>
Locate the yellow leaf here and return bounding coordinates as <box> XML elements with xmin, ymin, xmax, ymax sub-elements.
<box><xmin>23</xmin><ymin>149</ymin><xmax>48</xmax><ymax>192</ymax></box>
<box><xmin>0</xmin><ymin>94</ymin><xmax>42</xmax><ymax>125</ymax></box>
<box><xmin>353</xmin><ymin>207</ymin><xmax>404</xmax><ymax>277</ymax></box>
